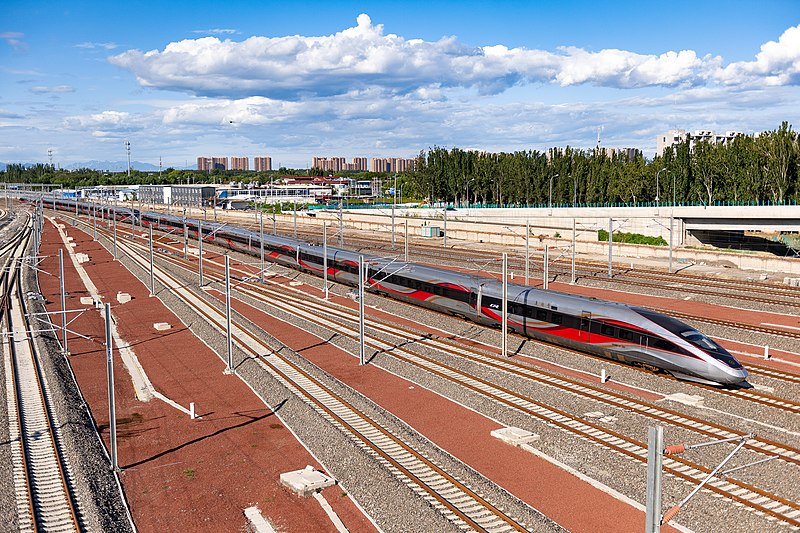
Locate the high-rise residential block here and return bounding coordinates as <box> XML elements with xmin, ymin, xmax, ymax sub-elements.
<box><xmin>230</xmin><ymin>156</ymin><xmax>249</xmax><ymax>171</ymax></box>
<box><xmin>254</xmin><ymin>156</ymin><xmax>272</xmax><ymax>171</ymax></box>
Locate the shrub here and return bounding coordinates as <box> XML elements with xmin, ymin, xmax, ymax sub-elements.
<box><xmin>598</xmin><ymin>229</ymin><xmax>667</xmax><ymax>246</ymax></box>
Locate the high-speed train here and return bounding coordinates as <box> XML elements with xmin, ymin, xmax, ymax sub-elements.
<box><xmin>42</xmin><ymin>197</ymin><xmax>749</xmax><ymax>386</ymax></box>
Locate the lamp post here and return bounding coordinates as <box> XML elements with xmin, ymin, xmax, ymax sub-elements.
<box><xmin>549</xmin><ymin>173</ymin><xmax>559</xmax><ymax>214</ymax></box>
<box><xmin>465</xmin><ymin>178</ymin><xmax>475</xmax><ymax>208</ymax></box>
<box><xmin>125</xmin><ymin>140</ymin><xmax>131</xmax><ymax>179</ymax></box>
<box><xmin>656</xmin><ymin>168</ymin><xmax>666</xmax><ymax>205</ymax></box>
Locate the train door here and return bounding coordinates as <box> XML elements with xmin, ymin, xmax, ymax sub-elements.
<box><xmin>579</xmin><ymin>311</ymin><xmax>592</xmax><ymax>342</ymax></box>
<box><xmin>474</xmin><ymin>283</ymin><xmax>484</xmax><ymax>319</ymax></box>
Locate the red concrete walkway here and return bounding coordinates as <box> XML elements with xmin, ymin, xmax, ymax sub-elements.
<box><xmin>205</xmin><ymin>280</ymin><xmax>681</xmax><ymax>533</ymax></box>
<box><xmin>38</xmin><ymin>217</ymin><xmax>374</xmax><ymax>533</ymax></box>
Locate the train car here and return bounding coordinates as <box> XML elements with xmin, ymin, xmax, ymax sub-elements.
<box><xmin>44</xmin><ymin>198</ymin><xmax>749</xmax><ymax>386</ymax></box>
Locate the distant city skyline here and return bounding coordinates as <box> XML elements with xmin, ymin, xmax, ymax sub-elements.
<box><xmin>1</xmin><ymin>0</ymin><xmax>798</xmax><ymax>168</ymax></box>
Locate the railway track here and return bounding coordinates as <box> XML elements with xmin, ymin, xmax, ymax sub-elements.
<box><xmin>93</xmin><ymin>218</ymin><xmax>800</xmax><ymax>529</ymax></box>
<box><xmin>2</xmin><ymin>219</ymin><xmax>82</xmax><ymax>532</ymax></box>
<box><xmin>101</xmin><ymin>219</ymin><xmax>536</xmax><ymax>533</ymax></box>
<box><xmin>257</xmin><ymin>216</ymin><xmax>800</xmax><ymax>303</ymax></box>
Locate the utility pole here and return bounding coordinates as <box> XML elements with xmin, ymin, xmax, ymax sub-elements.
<box><xmin>525</xmin><ymin>220</ymin><xmax>530</xmax><ymax>285</ymax></box>
<box><xmin>105</xmin><ymin>303</ymin><xmax>118</xmax><ymax>471</ymax></box>
<box><xmin>225</xmin><ymin>254</ymin><xmax>233</xmax><ymax>373</ymax></box>
<box><xmin>59</xmin><ymin>249</ymin><xmax>67</xmax><ymax>354</ymax></box>
<box><xmin>645</xmin><ymin>426</ymin><xmax>664</xmax><ymax>533</ymax></box>
<box><xmin>608</xmin><ymin>218</ymin><xmax>613</xmax><ymax>278</ymax></box>
<box><xmin>543</xmin><ymin>245</ymin><xmax>549</xmax><ymax>290</ymax></box>
<box><xmin>198</xmin><ymin>221</ymin><xmax>204</xmax><ymax>286</ymax></box>
<box><xmin>149</xmin><ymin>225</ymin><xmax>155</xmax><ymax>296</ymax></box>
<box><xmin>323</xmin><ymin>222</ymin><xmax>328</xmax><ymax>300</ymax></box>
<box><xmin>359</xmin><ymin>255</ymin><xmax>365</xmax><ymax>365</ymax></box>
<box><xmin>259</xmin><ymin>211</ymin><xmax>264</xmax><ymax>284</ymax></box>
<box><xmin>502</xmin><ymin>253</ymin><xmax>508</xmax><ymax>358</ymax></box>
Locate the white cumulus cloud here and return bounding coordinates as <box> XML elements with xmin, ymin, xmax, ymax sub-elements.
<box><xmin>715</xmin><ymin>24</ymin><xmax>800</xmax><ymax>86</ymax></box>
<box><xmin>108</xmin><ymin>15</ymin><xmax>800</xmax><ymax>100</ymax></box>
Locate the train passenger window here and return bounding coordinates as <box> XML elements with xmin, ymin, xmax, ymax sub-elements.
<box><xmin>551</xmin><ymin>313</ymin><xmax>563</xmax><ymax>325</ymax></box>
<box><xmin>619</xmin><ymin>329</ymin><xmax>633</xmax><ymax>341</ymax></box>
<box><xmin>536</xmin><ymin>309</ymin><xmax>547</xmax><ymax>321</ymax></box>
<box><xmin>653</xmin><ymin>338</ymin><xmax>675</xmax><ymax>351</ymax></box>
<box><xmin>601</xmin><ymin>324</ymin><xmax>615</xmax><ymax>336</ymax></box>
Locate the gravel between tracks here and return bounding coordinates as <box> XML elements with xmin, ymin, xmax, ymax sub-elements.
<box><xmin>23</xmin><ymin>239</ymin><xmax>134</xmax><ymax>532</ymax></box>
<box><xmin>220</xmin><ymin>245</ymin><xmax>800</xmax><ymax>533</ymax></box>
<box><xmin>112</xmin><ymin>240</ymin><xmax>563</xmax><ymax>533</ymax></box>
<box><xmin>0</xmin><ymin>212</ymin><xmax>25</xmax><ymax>533</ymax></box>
<box><xmin>77</xmin><ymin>220</ymin><xmax>800</xmax><ymax>533</ymax></box>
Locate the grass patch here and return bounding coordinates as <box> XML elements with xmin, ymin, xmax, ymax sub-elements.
<box><xmin>182</xmin><ymin>468</ymin><xmax>195</xmax><ymax>479</ymax></box>
<box><xmin>598</xmin><ymin>229</ymin><xmax>667</xmax><ymax>246</ymax></box>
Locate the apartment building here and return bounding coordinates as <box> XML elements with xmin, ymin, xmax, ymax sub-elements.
<box><xmin>229</xmin><ymin>157</ymin><xmax>249</xmax><ymax>171</ymax></box>
<box><xmin>254</xmin><ymin>156</ymin><xmax>272</xmax><ymax>171</ymax></box>
<box><xmin>370</xmin><ymin>157</ymin><xmax>417</xmax><ymax>173</ymax></box>
<box><xmin>656</xmin><ymin>129</ymin><xmax>741</xmax><ymax>155</ymax></box>
<box><xmin>312</xmin><ymin>156</ymin><xmax>368</xmax><ymax>172</ymax></box>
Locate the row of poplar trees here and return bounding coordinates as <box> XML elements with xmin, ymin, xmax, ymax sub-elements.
<box><xmin>410</xmin><ymin>122</ymin><xmax>799</xmax><ymax>207</ymax></box>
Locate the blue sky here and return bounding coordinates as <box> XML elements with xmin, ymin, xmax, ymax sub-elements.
<box><xmin>1</xmin><ymin>0</ymin><xmax>799</xmax><ymax>169</ymax></box>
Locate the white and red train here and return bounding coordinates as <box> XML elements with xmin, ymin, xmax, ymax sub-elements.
<box><xmin>44</xmin><ymin>198</ymin><xmax>749</xmax><ymax>386</ymax></box>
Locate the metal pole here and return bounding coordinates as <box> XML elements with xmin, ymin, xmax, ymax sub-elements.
<box><xmin>502</xmin><ymin>252</ymin><xmax>508</xmax><ymax>358</ymax></box>
<box><xmin>392</xmin><ymin>178</ymin><xmax>396</xmax><ymax>248</ymax></box>
<box><xmin>113</xmin><ymin>213</ymin><xmax>117</xmax><ymax>260</ymax></box>
<box><xmin>225</xmin><ymin>254</ymin><xmax>233</xmax><ymax>372</ymax></box>
<box><xmin>525</xmin><ymin>220</ymin><xmax>529</xmax><ymax>285</ymax></box>
<box><xmin>338</xmin><ymin>198</ymin><xmax>343</xmax><ymax>245</ymax></box>
<box><xmin>74</xmin><ymin>194</ymin><xmax>78</xmax><ymax>225</ymax></box>
<box><xmin>669</xmin><ymin>215</ymin><xmax>674</xmax><ymax>274</ymax></box>
<box><xmin>323</xmin><ymin>223</ymin><xmax>329</xmax><ymax>300</ymax></box>
<box><xmin>293</xmin><ymin>199</ymin><xmax>297</xmax><ymax>239</ymax></box>
<box><xmin>259</xmin><ymin>212</ymin><xmax>264</xmax><ymax>284</ymax></box>
<box><xmin>272</xmin><ymin>204</ymin><xmax>277</xmax><ymax>235</ymax></box>
<box><xmin>59</xmin><ymin>249</ymin><xmax>67</xmax><ymax>354</ymax></box>
<box><xmin>543</xmin><ymin>245</ymin><xmax>549</xmax><ymax>290</ymax></box>
<box><xmin>571</xmin><ymin>218</ymin><xmax>576</xmax><ymax>284</ymax></box>
<box><xmin>183</xmin><ymin>218</ymin><xmax>188</xmax><ymax>260</ymax></box>
<box><xmin>149</xmin><ymin>225</ymin><xmax>155</xmax><ymax>296</ymax></box>
<box><xmin>105</xmin><ymin>303</ymin><xmax>118</xmax><ymax>471</ymax></box>
<box><xmin>645</xmin><ymin>426</ymin><xmax>664</xmax><ymax>533</ymax></box>
<box><xmin>404</xmin><ymin>219</ymin><xmax>409</xmax><ymax>262</ymax></box>
<box><xmin>443</xmin><ymin>208</ymin><xmax>447</xmax><ymax>248</ymax></box>
<box><xmin>359</xmin><ymin>255</ymin><xmax>365</xmax><ymax>365</ymax></box>
<box><xmin>198</xmin><ymin>221</ymin><xmax>204</xmax><ymax>286</ymax></box>
<box><xmin>607</xmin><ymin>217</ymin><xmax>613</xmax><ymax>278</ymax></box>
